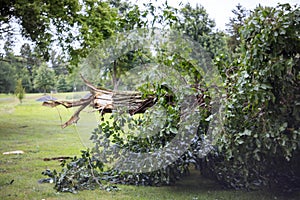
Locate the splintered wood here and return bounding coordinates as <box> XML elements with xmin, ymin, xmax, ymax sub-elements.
<box><xmin>42</xmin><ymin>76</ymin><xmax>155</xmax><ymax>128</ymax></box>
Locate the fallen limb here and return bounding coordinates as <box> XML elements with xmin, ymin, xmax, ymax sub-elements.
<box><xmin>43</xmin><ymin>156</ymin><xmax>72</xmax><ymax>162</ymax></box>
<box><xmin>43</xmin><ymin>77</ymin><xmax>155</xmax><ymax>128</ymax></box>
<box><xmin>43</xmin><ymin>76</ymin><xmax>207</xmax><ymax>128</ymax></box>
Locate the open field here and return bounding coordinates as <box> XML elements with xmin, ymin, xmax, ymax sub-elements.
<box><xmin>0</xmin><ymin>93</ymin><xmax>299</xmax><ymax>200</ymax></box>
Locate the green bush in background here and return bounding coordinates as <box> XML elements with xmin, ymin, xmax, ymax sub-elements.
<box><xmin>209</xmin><ymin>4</ymin><xmax>300</xmax><ymax>190</ymax></box>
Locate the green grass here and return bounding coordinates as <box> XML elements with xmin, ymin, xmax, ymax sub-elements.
<box><xmin>0</xmin><ymin>93</ymin><xmax>298</xmax><ymax>200</ymax></box>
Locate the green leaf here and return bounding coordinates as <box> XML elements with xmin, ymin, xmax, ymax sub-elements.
<box><xmin>170</xmin><ymin>127</ymin><xmax>178</xmax><ymax>134</ymax></box>
<box><xmin>240</xmin><ymin>129</ymin><xmax>252</xmax><ymax>136</ymax></box>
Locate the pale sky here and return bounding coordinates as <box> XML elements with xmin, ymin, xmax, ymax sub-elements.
<box><xmin>132</xmin><ymin>0</ymin><xmax>299</xmax><ymax>30</ymax></box>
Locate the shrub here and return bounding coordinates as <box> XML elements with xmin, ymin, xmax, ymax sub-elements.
<box><xmin>208</xmin><ymin>4</ymin><xmax>300</xmax><ymax>190</ymax></box>
<box><xmin>15</xmin><ymin>79</ymin><xmax>25</xmax><ymax>103</ymax></box>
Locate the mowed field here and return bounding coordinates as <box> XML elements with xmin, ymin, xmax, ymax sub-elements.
<box><xmin>0</xmin><ymin>93</ymin><xmax>298</xmax><ymax>200</ymax></box>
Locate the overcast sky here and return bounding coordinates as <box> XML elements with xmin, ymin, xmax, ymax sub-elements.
<box><xmin>132</xmin><ymin>0</ymin><xmax>299</xmax><ymax>30</ymax></box>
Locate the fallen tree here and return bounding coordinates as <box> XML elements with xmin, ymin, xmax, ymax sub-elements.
<box><xmin>41</xmin><ymin>74</ymin><xmax>212</xmax><ymax>192</ymax></box>
<box><xmin>42</xmin><ymin>75</ymin><xmax>206</xmax><ymax>128</ymax></box>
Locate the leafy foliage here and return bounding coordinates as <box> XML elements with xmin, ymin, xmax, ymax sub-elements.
<box><xmin>174</xmin><ymin>3</ymin><xmax>227</xmax><ymax>59</ymax></box>
<box><xmin>0</xmin><ymin>59</ymin><xmax>16</xmax><ymax>93</ymax></box>
<box><xmin>33</xmin><ymin>63</ymin><xmax>56</xmax><ymax>93</ymax></box>
<box><xmin>15</xmin><ymin>78</ymin><xmax>25</xmax><ymax>103</ymax></box>
<box><xmin>0</xmin><ymin>0</ymin><xmax>81</xmax><ymax>60</ymax></box>
<box><xmin>56</xmin><ymin>75</ymin><xmax>72</xmax><ymax>92</ymax></box>
<box><xmin>209</xmin><ymin>4</ymin><xmax>300</xmax><ymax>190</ymax></box>
<box><xmin>42</xmin><ymin>149</ymin><xmax>119</xmax><ymax>193</ymax></box>
<box><xmin>47</xmin><ymin>78</ymin><xmax>210</xmax><ymax>190</ymax></box>
<box><xmin>226</xmin><ymin>4</ymin><xmax>249</xmax><ymax>53</ymax></box>
<box><xmin>0</xmin><ymin>0</ymin><xmax>117</xmax><ymax>65</ymax></box>
<box><xmin>0</xmin><ymin>42</ymin><xmax>34</xmax><ymax>93</ymax></box>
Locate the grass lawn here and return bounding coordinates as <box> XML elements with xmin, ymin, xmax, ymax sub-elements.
<box><xmin>0</xmin><ymin>93</ymin><xmax>298</xmax><ymax>200</ymax></box>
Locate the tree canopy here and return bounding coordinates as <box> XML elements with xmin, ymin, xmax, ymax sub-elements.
<box><xmin>0</xmin><ymin>0</ymin><xmax>117</xmax><ymax>65</ymax></box>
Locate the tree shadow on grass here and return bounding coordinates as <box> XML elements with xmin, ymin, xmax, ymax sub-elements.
<box><xmin>167</xmin><ymin>169</ymin><xmax>300</xmax><ymax>200</ymax></box>
<box><xmin>168</xmin><ymin>168</ymin><xmax>224</xmax><ymax>193</ymax></box>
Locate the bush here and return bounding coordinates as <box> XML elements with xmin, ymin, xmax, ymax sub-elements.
<box><xmin>207</xmin><ymin>4</ymin><xmax>300</xmax><ymax>190</ymax></box>
<box><xmin>15</xmin><ymin>79</ymin><xmax>25</xmax><ymax>103</ymax></box>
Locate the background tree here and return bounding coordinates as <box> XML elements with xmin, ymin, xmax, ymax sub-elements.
<box><xmin>33</xmin><ymin>63</ymin><xmax>56</xmax><ymax>93</ymax></box>
<box><xmin>0</xmin><ymin>0</ymin><xmax>118</xmax><ymax>66</ymax></box>
<box><xmin>20</xmin><ymin>43</ymin><xmax>33</xmax><ymax>74</ymax></box>
<box><xmin>0</xmin><ymin>0</ymin><xmax>80</xmax><ymax>60</ymax></box>
<box><xmin>50</xmin><ymin>50</ymin><xmax>68</xmax><ymax>76</ymax></box>
<box><xmin>18</xmin><ymin>43</ymin><xmax>39</xmax><ymax>92</ymax></box>
<box><xmin>226</xmin><ymin>4</ymin><xmax>249</xmax><ymax>53</ymax></box>
<box><xmin>81</xmin><ymin>1</ymin><xmax>151</xmax><ymax>90</ymax></box>
<box><xmin>0</xmin><ymin>60</ymin><xmax>16</xmax><ymax>93</ymax></box>
<box><xmin>15</xmin><ymin>78</ymin><xmax>25</xmax><ymax>103</ymax></box>
<box><xmin>1</xmin><ymin>0</ymin><xmax>153</xmax><ymax>90</ymax></box>
<box><xmin>0</xmin><ymin>41</ymin><xmax>17</xmax><ymax>93</ymax></box>
<box><xmin>68</xmin><ymin>0</ymin><xmax>118</xmax><ymax>65</ymax></box>
<box><xmin>174</xmin><ymin>3</ymin><xmax>227</xmax><ymax>59</ymax></box>
<box><xmin>56</xmin><ymin>75</ymin><xmax>73</xmax><ymax>92</ymax></box>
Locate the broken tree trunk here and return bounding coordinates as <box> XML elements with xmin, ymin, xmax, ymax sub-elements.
<box><xmin>43</xmin><ymin>76</ymin><xmax>207</xmax><ymax>128</ymax></box>
<box><xmin>43</xmin><ymin>76</ymin><xmax>156</xmax><ymax>128</ymax></box>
